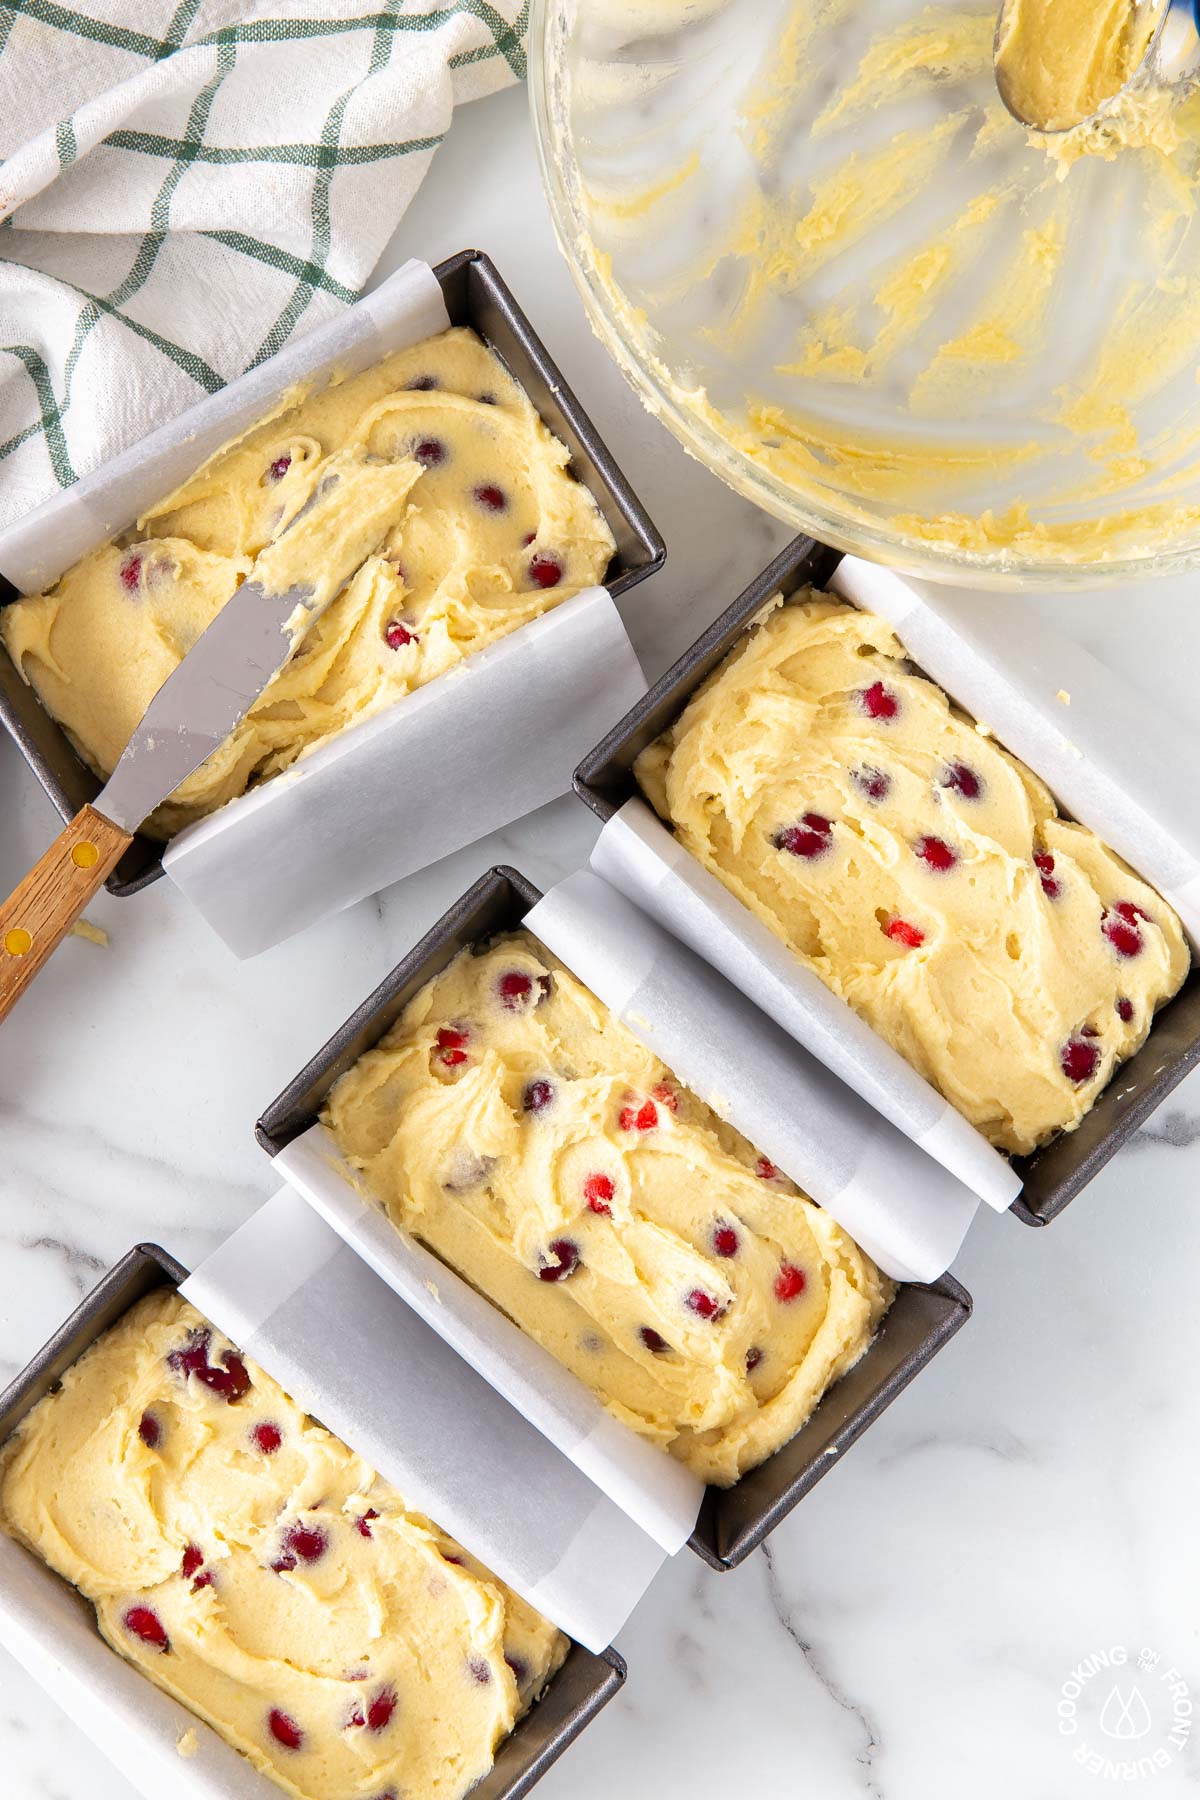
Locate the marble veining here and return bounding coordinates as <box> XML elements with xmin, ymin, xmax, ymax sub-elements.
<box><xmin>0</xmin><ymin>80</ymin><xmax>1198</xmax><ymax>1800</ymax></box>
<box><xmin>761</xmin><ymin>1542</ymin><xmax>885</xmax><ymax>1798</ymax></box>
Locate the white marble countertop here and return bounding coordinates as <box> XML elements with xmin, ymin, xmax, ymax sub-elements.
<box><xmin>3</xmin><ymin>80</ymin><xmax>1200</xmax><ymax>1800</ymax></box>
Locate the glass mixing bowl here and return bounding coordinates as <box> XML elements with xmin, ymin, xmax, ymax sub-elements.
<box><xmin>530</xmin><ymin>0</ymin><xmax>1200</xmax><ymax>587</ymax></box>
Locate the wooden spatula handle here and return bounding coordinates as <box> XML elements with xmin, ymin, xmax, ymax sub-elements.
<box><xmin>0</xmin><ymin>806</ymin><xmax>132</xmax><ymax>1023</ymax></box>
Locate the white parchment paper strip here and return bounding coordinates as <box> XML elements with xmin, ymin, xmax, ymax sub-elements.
<box><xmin>267</xmin><ymin>1141</ymin><xmax>703</xmax><ymax>1556</ymax></box>
<box><xmin>589</xmin><ymin>804</ymin><xmax>1018</xmax><ymax>1215</ymax></box>
<box><xmin>0</xmin><ymin>260</ymin><xmax>449</xmax><ymax>595</ymax></box>
<box><xmin>0</xmin><ymin>1535</ymin><xmax>280</xmax><ymax>1800</ymax></box>
<box><xmin>528</xmin><ymin>870</ymin><xmax>979</xmax><ymax>1281</ymax></box>
<box><xmin>163</xmin><ymin>587</ymin><xmax>647</xmax><ymax>958</ymax></box>
<box><xmin>833</xmin><ymin>556</ymin><xmax>1200</xmax><ymax>947</ymax></box>
<box><xmin>181</xmin><ymin>1189</ymin><xmax>669</xmax><ymax>1652</ymax></box>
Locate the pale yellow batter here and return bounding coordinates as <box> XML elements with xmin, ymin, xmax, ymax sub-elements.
<box><xmin>995</xmin><ymin>0</ymin><xmax>1161</xmax><ymax>132</ymax></box>
<box><xmin>0</xmin><ymin>1290</ymin><xmax>566</xmax><ymax>1800</ymax></box>
<box><xmin>323</xmin><ymin>933</ymin><xmax>893</xmax><ymax>1488</ymax></box>
<box><xmin>0</xmin><ymin>328</ymin><xmax>615</xmax><ymax>838</ymax></box>
<box><xmin>635</xmin><ymin>595</ymin><xmax>1190</xmax><ymax>1156</ymax></box>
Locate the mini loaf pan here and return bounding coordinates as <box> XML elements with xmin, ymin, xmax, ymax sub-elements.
<box><xmin>0</xmin><ymin>247</ymin><xmax>666</xmax><ymax>899</ymax></box>
<box><xmin>573</xmin><ymin>535</ymin><xmax>1200</xmax><ymax>1230</ymax></box>
<box><xmin>0</xmin><ymin>1241</ymin><xmax>624</xmax><ymax>1800</ymax></box>
<box><xmin>255</xmin><ymin>864</ymin><xmax>973</xmax><ymax>1573</ymax></box>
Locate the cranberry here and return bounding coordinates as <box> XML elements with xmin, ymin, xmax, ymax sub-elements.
<box><xmin>686</xmin><ymin>1288</ymin><xmax>726</xmax><ymax>1321</ymax></box>
<box><xmin>289</xmin><ymin>1525</ymin><xmax>327</xmax><ymax>1561</ymax></box>
<box><xmin>474</xmin><ymin>483</ymin><xmax>507</xmax><ymax>511</ymax></box>
<box><xmin>1117</xmin><ymin>997</ymin><xmax>1134</xmax><ymax>1023</ymax></box>
<box><xmin>774</xmin><ymin>813</ymin><xmax>833</xmax><ymax>859</ymax></box>
<box><xmin>406</xmin><ymin>375</ymin><xmax>438</xmax><ymax>391</ymax></box>
<box><xmin>437</xmin><ymin>1025</ymin><xmax>469</xmax><ymax>1067</ymax></box>
<box><xmin>852</xmin><ymin>765</ymin><xmax>891</xmax><ymax>801</ymax></box>
<box><xmin>266</xmin><ymin>455</ymin><xmax>291</xmax><ymax>482</ymax></box>
<box><xmin>413</xmin><ymin>438</ymin><xmax>445</xmax><ymax>467</ymax></box>
<box><xmin>914</xmin><ymin>835</ymin><xmax>957</xmax><ymax>872</ymax></box>
<box><xmin>1103</xmin><ymin>902</ymin><xmax>1147</xmax><ymax>959</ymax></box>
<box><xmin>639</xmin><ymin>1326</ymin><xmax>669</xmax><ymax>1353</ymax></box>
<box><xmin>1061</xmin><ymin>1038</ymin><xmax>1099</xmax><ymax>1082</ymax></box>
<box><xmin>356</xmin><ymin>1510</ymin><xmax>379</xmax><ymax>1539</ymax></box>
<box><xmin>442</xmin><ymin>1552</ymin><xmax>464</xmax><ymax>1566</ymax></box>
<box><xmin>859</xmin><ymin>681</ymin><xmax>898</xmax><ymax>720</ymax></box>
<box><xmin>468</xmin><ymin>1656</ymin><xmax>492</xmax><ymax>1685</ymax></box>
<box><xmin>505</xmin><ymin>1653</ymin><xmax>529</xmax><ymax>1686</ymax></box>
<box><xmin>252</xmin><ymin>1422</ymin><xmax>282</xmax><ymax>1455</ymax></box>
<box><xmin>774</xmin><ymin>1263</ymin><xmax>807</xmax><ymax>1303</ymax></box>
<box><xmin>713</xmin><ymin>1222</ymin><xmax>739</xmax><ymax>1257</ymax></box>
<box><xmin>206</xmin><ymin>1351</ymin><xmax>249</xmax><ymax>1401</ymax></box>
<box><xmin>138</xmin><ymin>1412</ymin><xmax>160</xmax><ymax>1449</ymax></box>
<box><xmin>745</xmin><ymin>1346</ymin><xmax>763</xmax><ymax>1373</ymax></box>
<box><xmin>498</xmin><ymin>969</ymin><xmax>550</xmax><ymax>1011</ymax></box>
<box><xmin>182</xmin><ymin>1545</ymin><xmax>212</xmax><ymax>1593</ymax></box>
<box><xmin>523</xmin><ymin>1078</ymin><xmax>554</xmax><ymax>1113</ymax></box>
<box><xmin>529</xmin><ymin>553</ymin><xmax>563</xmax><ymax>589</ymax></box>
<box><xmin>1033</xmin><ymin>851</ymin><xmax>1060</xmax><ymax>900</ymax></box>
<box><xmin>941</xmin><ymin>762</ymin><xmax>982</xmax><ymax>800</ymax></box>
<box><xmin>651</xmin><ymin>1083</ymin><xmax>678</xmax><ymax>1112</ymax></box>
<box><xmin>364</xmin><ymin>1688</ymin><xmax>397</xmax><ymax>1732</ymax></box>
<box><xmin>478</xmin><ymin>392</ymin><xmax>497</xmax><ymax>405</ymax></box>
<box><xmin>538</xmin><ymin>1239</ymin><xmax>580</xmax><ymax>1282</ymax></box>
<box><xmin>883</xmin><ymin>917</ymin><xmax>925</xmax><ymax>948</ymax></box>
<box><xmin>384</xmin><ymin>619</ymin><xmax>418</xmax><ymax>650</ymax></box>
<box><xmin>272</xmin><ymin>1523</ymin><xmax>328</xmax><ymax>1571</ymax></box>
<box><xmin>168</xmin><ymin>1331</ymin><xmax>210</xmax><ymax>1379</ymax></box>
<box><xmin>167</xmin><ymin>1330</ymin><xmax>251</xmax><ymax>1403</ymax></box>
<box><xmin>755</xmin><ymin>1157</ymin><xmax>778</xmax><ymax>1181</ymax></box>
<box><xmin>521</xmin><ymin>531</ymin><xmax>537</xmax><ymax>547</ymax></box>
<box><xmin>620</xmin><ymin>1098</ymin><xmax>659</xmax><ymax>1132</ymax></box>
<box><xmin>268</xmin><ymin>1709</ymin><xmax>303</xmax><ymax>1751</ymax></box>
<box><xmin>584</xmin><ymin>1173</ymin><xmax>615</xmax><ymax>1215</ymax></box>
<box><xmin>118</xmin><ymin>553</ymin><xmax>143</xmax><ymax>591</ymax></box>
<box><xmin>124</xmin><ymin>1606</ymin><xmax>169</xmax><ymax>1653</ymax></box>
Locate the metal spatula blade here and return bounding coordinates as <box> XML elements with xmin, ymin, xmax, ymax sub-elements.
<box><xmin>96</xmin><ymin>576</ymin><xmax>315</xmax><ymax>833</ymax></box>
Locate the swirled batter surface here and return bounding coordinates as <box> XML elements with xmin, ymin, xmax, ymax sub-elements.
<box><xmin>324</xmin><ymin>933</ymin><xmax>892</xmax><ymax>1488</ymax></box>
<box><xmin>0</xmin><ymin>328</ymin><xmax>614</xmax><ymax>838</ymax></box>
<box><xmin>0</xmin><ymin>1290</ymin><xmax>565</xmax><ymax>1800</ymax></box>
<box><xmin>636</xmin><ymin>595</ymin><xmax>1189</xmax><ymax>1154</ymax></box>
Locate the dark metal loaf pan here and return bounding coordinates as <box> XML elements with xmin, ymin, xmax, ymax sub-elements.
<box><xmin>256</xmin><ymin>864</ymin><xmax>973</xmax><ymax>1572</ymax></box>
<box><xmin>573</xmin><ymin>535</ymin><xmax>1200</xmax><ymax>1229</ymax></box>
<box><xmin>0</xmin><ymin>246</ymin><xmax>666</xmax><ymax>898</ymax></box>
<box><xmin>0</xmin><ymin>1242</ymin><xmax>625</xmax><ymax>1800</ymax></box>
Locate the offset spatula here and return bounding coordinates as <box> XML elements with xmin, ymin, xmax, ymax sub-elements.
<box><xmin>0</xmin><ymin>456</ymin><xmax>411</xmax><ymax>1022</ymax></box>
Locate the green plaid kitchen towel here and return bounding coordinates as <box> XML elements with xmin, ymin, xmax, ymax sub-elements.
<box><xmin>0</xmin><ymin>0</ymin><xmax>527</xmax><ymax>532</ymax></box>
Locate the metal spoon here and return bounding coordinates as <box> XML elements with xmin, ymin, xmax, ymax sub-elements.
<box><xmin>995</xmin><ymin>0</ymin><xmax>1199</xmax><ymax>134</ymax></box>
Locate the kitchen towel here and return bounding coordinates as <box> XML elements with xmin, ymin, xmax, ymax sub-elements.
<box><xmin>0</xmin><ymin>0</ymin><xmax>527</xmax><ymax>530</ymax></box>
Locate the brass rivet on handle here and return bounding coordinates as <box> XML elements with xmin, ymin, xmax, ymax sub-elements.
<box><xmin>3</xmin><ymin>928</ymin><xmax>33</xmax><ymax>957</ymax></box>
<box><xmin>71</xmin><ymin>841</ymin><xmax>100</xmax><ymax>869</ymax></box>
